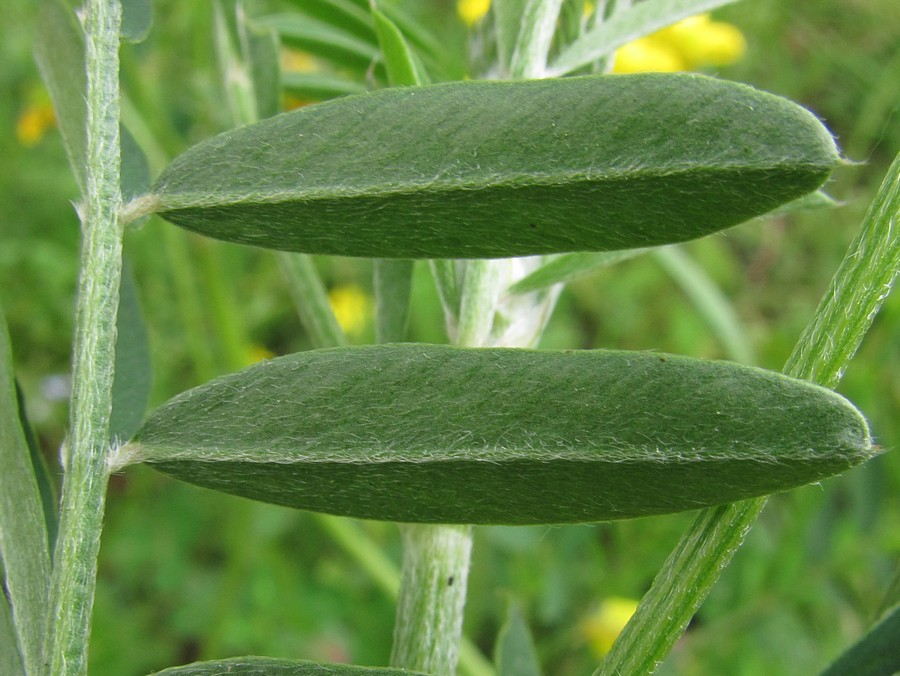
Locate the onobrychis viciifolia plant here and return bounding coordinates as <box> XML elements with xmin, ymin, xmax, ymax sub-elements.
<box><xmin>3</xmin><ymin>0</ymin><xmax>897</xmax><ymax>674</ymax></box>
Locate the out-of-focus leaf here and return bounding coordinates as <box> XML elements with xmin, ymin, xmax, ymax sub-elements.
<box><xmin>238</xmin><ymin>6</ymin><xmax>281</xmax><ymax>120</ymax></box>
<box><xmin>149</xmin><ymin>74</ymin><xmax>841</xmax><ymax>259</ymax></box>
<box><xmin>0</xmin><ymin>302</ymin><xmax>50</xmax><ymax>676</ymax></box>
<box><xmin>109</xmin><ymin>262</ymin><xmax>152</xmax><ymax>443</ymax></box>
<box><xmin>282</xmin><ymin>0</ymin><xmax>375</xmax><ymax>43</ymax></box>
<box><xmin>150</xmin><ymin>656</ymin><xmax>428</xmax><ymax>675</ymax></box>
<box><xmin>495</xmin><ymin>601</ymin><xmax>542</xmax><ymax>676</ymax></box>
<box><xmin>507</xmin><ymin>250</ymin><xmax>649</xmax><ymax>294</ymax></box>
<box><xmin>281</xmin><ymin>71</ymin><xmax>367</xmax><ymax>101</ymax></box>
<box><xmin>120</xmin><ymin>125</ymin><xmax>150</xmax><ymax>201</ymax></box>
<box><xmin>257</xmin><ymin>13</ymin><xmax>383</xmax><ymax>77</ymax></box>
<box><xmin>0</xmin><ymin>562</ymin><xmax>24</xmax><ymax>675</ymax></box>
<box><xmin>120</xmin><ymin>0</ymin><xmax>153</xmax><ymax>43</ymax></box>
<box><xmin>550</xmin><ymin>0</ymin><xmax>740</xmax><ymax>76</ymax></box>
<box><xmin>34</xmin><ymin>0</ymin><xmax>86</xmax><ymax>192</ymax></box>
<box><xmin>819</xmin><ymin>603</ymin><xmax>900</xmax><ymax>676</ymax></box>
<box><xmin>372</xmin><ymin>7</ymin><xmax>428</xmax><ymax>86</ymax></box>
<box><xmin>492</xmin><ymin>0</ymin><xmax>530</xmax><ymax>73</ymax></box>
<box><xmin>124</xmin><ymin>344</ymin><xmax>874</xmax><ymax>525</ymax></box>
<box><xmin>15</xmin><ymin>382</ymin><xmax>58</xmax><ymax>553</ymax></box>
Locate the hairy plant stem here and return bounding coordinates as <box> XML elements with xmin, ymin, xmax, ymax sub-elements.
<box><xmin>391</xmin><ymin>524</ymin><xmax>474</xmax><ymax>675</ymax></box>
<box><xmin>597</xmin><ymin>151</ymin><xmax>900</xmax><ymax>675</ymax></box>
<box><xmin>45</xmin><ymin>2</ymin><xmax>123</xmax><ymax>674</ymax></box>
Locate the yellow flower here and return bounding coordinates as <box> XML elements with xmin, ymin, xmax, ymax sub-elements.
<box><xmin>613</xmin><ymin>13</ymin><xmax>745</xmax><ymax>73</ymax></box>
<box><xmin>16</xmin><ymin>100</ymin><xmax>56</xmax><ymax>147</ymax></box>
<box><xmin>612</xmin><ymin>37</ymin><xmax>685</xmax><ymax>74</ymax></box>
<box><xmin>458</xmin><ymin>0</ymin><xmax>491</xmax><ymax>27</ymax></box>
<box><xmin>328</xmin><ymin>284</ymin><xmax>373</xmax><ymax>338</ymax></box>
<box><xmin>580</xmin><ymin>596</ymin><xmax>639</xmax><ymax>657</ymax></box>
<box><xmin>244</xmin><ymin>344</ymin><xmax>275</xmax><ymax>366</ymax></box>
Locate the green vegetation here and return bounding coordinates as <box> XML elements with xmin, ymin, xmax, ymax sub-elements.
<box><xmin>1</xmin><ymin>0</ymin><xmax>897</xmax><ymax>674</ymax></box>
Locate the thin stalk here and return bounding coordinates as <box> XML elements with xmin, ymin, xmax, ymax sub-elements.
<box><xmin>277</xmin><ymin>253</ymin><xmax>348</xmax><ymax>348</ymax></box>
<box><xmin>391</xmin><ymin>524</ymin><xmax>474</xmax><ymax>675</ymax></box>
<box><xmin>45</xmin><ymin>1</ymin><xmax>123</xmax><ymax>675</ymax></box>
<box><xmin>597</xmin><ymin>152</ymin><xmax>900</xmax><ymax>675</ymax></box>
<box><xmin>509</xmin><ymin>0</ymin><xmax>565</xmax><ymax>78</ymax></box>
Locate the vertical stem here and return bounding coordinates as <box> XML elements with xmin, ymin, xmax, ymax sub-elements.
<box><xmin>391</xmin><ymin>524</ymin><xmax>474</xmax><ymax>675</ymax></box>
<box><xmin>46</xmin><ymin>1</ymin><xmax>122</xmax><ymax>675</ymax></box>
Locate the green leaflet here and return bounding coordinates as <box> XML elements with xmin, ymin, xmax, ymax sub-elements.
<box><xmin>495</xmin><ymin>601</ymin><xmax>542</xmax><ymax>676</ymax></box>
<box><xmin>150</xmin><ymin>656</ymin><xmax>427</xmax><ymax>675</ymax></box>
<box><xmin>148</xmin><ymin>74</ymin><xmax>841</xmax><ymax>259</ymax></box>
<box><xmin>819</xmin><ymin>603</ymin><xmax>900</xmax><ymax>676</ymax></box>
<box><xmin>124</xmin><ymin>344</ymin><xmax>874</xmax><ymax>525</ymax></box>
<box><xmin>0</xmin><ymin>302</ymin><xmax>51</xmax><ymax>676</ymax></box>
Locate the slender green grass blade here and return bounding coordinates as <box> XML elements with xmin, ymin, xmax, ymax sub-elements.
<box><xmin>372</xmin><ymin>7</ymin><xmax>428</xmax><ymax>86</ymax></box>
<box><xmin>0</xmin><ymin>302</ymin><xmax>51</xmax><ymax>676</ymax></box>
<box><xmin>597</xmin><ymin>151</ymin><xmax>900</xmax><ymax>675</ymax></box>
<box><xmin>149</xmin><ymin>656</ymin><xmax>427</xmax><ymax>675</ymax></box>
<box><xmin>374</xmin><ymin>260</ymin><xmax>414</xmax><ymax>343</ymax></box>
<box><xmin>654</xmin><ymin>246</ymin><xmax>755</xmax><ymax>364</ymax></box>
<box><xmin>34</xmin><ymin>0</ymin><xmax>87</xmax><ymax>192</ymax></box>
<box><xmin>150</xmin><ymin>74</ymin><xmax>841</xmax><ymax>259</ymax></box>
<box><xmin>282</xmin><ymin>0</ymin><xmax>375</xmax><ymax>43</ymax></box>
<box><xmin>549</xmin><ymin>0</ymin><xmax>740</xmax><ymax>76</ymax></box>
<box><xmin>819</xmin><ymin>603</ymin><xmax>900</xmax><ymax>676</ymax></box>
<box><xmin>495</xmin><ymin>601</ymin><xmax>542</xmax><ymax>676</ymax></box>
<box><xmin>124</xmin><ymin>344</ymin><xmax>874</xmax><ymax>525</ymax></box>
<box><xmin>281</xmin><ymin>71</ymin><xmax>367</xmax><ymax>101</ymax></box>
<box><xmin>257</xmin><ymin>13</ymin><xmax>383</xmax><ymax>77</ymax></box>
<box><xmin>238</xmin><ymin>7</ymin><xmax>281</xmax><ymax>120</ymax></box>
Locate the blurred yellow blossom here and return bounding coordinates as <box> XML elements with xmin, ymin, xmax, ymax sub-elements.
<box><xmin>458</xmin><ymin>0</ymin><xmax>491</xmax><ymax>26</ymax></box>
<box><xmin>613</xmin><ymin>13</ymin><xmax>745</xmax><ymax>73</ymax></box>
<box><xmin>328</xmin><ymin>284</ymin><xmax>373</xmax><ymax>338</ymax></box>
<box><xmin>16</xmin><ymin>99</ymin><xmax>56</xmax><ymax>147</ymax></box>
<box><xmin>580</xmin><ymin>596</ymin><xmax>639</xmax><ymax>657</ymax></box>
<box><xmin>244</xmin><ymin>344</ymin><xmax>275</xmax><ymax>366</ymax></box>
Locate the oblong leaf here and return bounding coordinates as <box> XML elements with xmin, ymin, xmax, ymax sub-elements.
<box><xmin>0</xmin><ymin>302</ymin><xmax>50</xmax><ymax>676</ymax></box>
<box><xmin>150</xmin><ymin>656</ymin><xmax>427</xmax><ymax>675</ymax></box>
<box><xmin>149</xmin><ymin>74</ymin><xmax>841</xmax><ymax>259</ymax></box>
<box><xmin>123</xmin><ymin>344</ymin><xmax>874</xmax><ymax>525</ymax></box>
<box><xmin>819</xmin><ymin>603</ymin><xmax>900</xmax><ymax>676</ymax></box>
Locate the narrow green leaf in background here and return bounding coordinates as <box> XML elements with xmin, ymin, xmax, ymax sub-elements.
<box><xmin>256</xmin><ymin>13</ymin><xmax>383</xmax><ymax>77</ymax></box>
<box><xmin>149</xmin><ymin>656</ymin><xmax>428</xmax><ymax>675</ymax></box>
<box><xmin>121</xmin><ymin>344</ymin><xmax>874</xmax><ymax>525</ymax></box>
<box><xmin>507</xmin><ymin>249</ymin><xmax>649</xmax><ymax>294</ymax></box>
<box><xmin>15</xmin><ymin>382</ymin><xmax>59</xmax><ymax>553</ymax></box>
<box><xmin>495</xmin><ymin>601</ymin><xmax>542</xmax><ymax>676</ymax></box>
<box><xmin>283</xmin><ymin>0</ymin><xmax>375</xmax><ymax>43</ymax></box>
<box><xmin>109</xmin><ymin>262</ymin><xmax>152</xmax><ymax>443</ymax></box>
<box><xmin>549</xmin><ymin>0</ymin><xmax>740</xmax><ymax>76</ymax></box>
<box><xmin>492</xmin><ymin>0</ymin><xmax>530</xmax><ymax>74</ymax></box>
<box><xmin>281</xmin><ymin>71</ymin><xmax>367</xmax><ymax>101</ymax></box>
<box><xmin>120</xmin><ymin>0</ymin><xmax>153</xmax><ymax>43</ymax></box>
<box><xmin>238</xmin><ymin>6</ymin><xmax>281</xmax><ymax>121</ymax></box>
<box><xmin>0</xmin><ymin>302</ymin><xmax>51</xmax><ymax>676</ymax></box>
<box><xmin>34</xmin><ymin>0</ymin><xmax>87</xmax><ymax>192</ymax></box>
<box><xmin>372</xmin><ymin>6</ymin><xmax>428</xmax><ymax>87</ymax></box>
<box><xmin>820</xmin><ymin>603</ymin><xmax>900</xmax><ymax>676</ymax></box>
<box><xmin>148</xmin><ymin>74</ymin><xmax>841</xmax><ymax>259</ymax></box>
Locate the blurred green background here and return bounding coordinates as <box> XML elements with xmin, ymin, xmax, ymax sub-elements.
<box><xmin>1</xmin><ymin>0</ymin><xmax>898</xmax><ymax>674</ymax></box>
